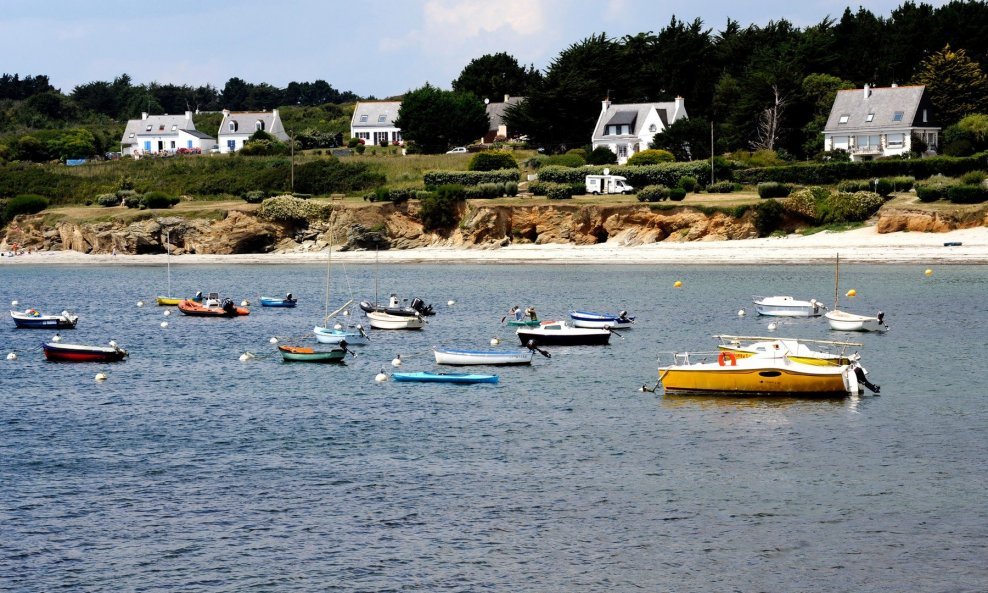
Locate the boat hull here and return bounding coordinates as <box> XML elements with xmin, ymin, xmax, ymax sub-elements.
<box><xmin>313</xmin><ymin>325</ymin><xmax>369</xmax><ymax>345</ymax></box>
<box><xmin>659</xmin><ymin>359</ymin><xmax>856</xmax><ymax>396</ymax></box>
<box><xmin>11</xmin><ymin>311</ymin><xmax>78</xmax><ymax>329</ymax></box>
<box><xmin>156</xmin><ymin>296</ymin><xmax>183</xmax><ymax>306</ymax></box>
<box><xmin>42</xmin><ymin>342</ymin><xmax>127</xmax><ymax>362</ymax></box>
<box><xmin>278</xmin><ymin>345</ymin><xmax>346</xmax><ymax>362</ymax></box>
<box><xmin>366</xmin><ymin>311</ymin><xmax>424</xmax><ymax>330</ymax></box>
<box><xmin>825</xmin><ymin>310</ymin><xmax>887</xmax><ymax>332</ymax></box>
<box><xmin>569</xmin><ymin>311</ymin><xmax>635</xmax><ymax>329</ymax></box>
<box><xmin>392</xmin><ymin>371</ymin><xmax>498</xmax><ymax>384</ymax></box>
<box><xmin>260</xmin><ymin>297</ymin><xmax>297</xmax><ymax>308</ymax></box>
<box><xmin>506</xmin><ymin>319</ymin><xmax>541</xmax><ymax>327</ymax></box>
<box><xmin>752</xmin><ymin>296</ymin><xmax>824</xmax><ymax>317</ymax></box>
<box><xmin>433</xmin><ymin>348</ymin><xmax>533</xmax><ymax>366</ymax></box>
<box><xmin>517</xmin><ymin>324</ymin><xmax>610</xmax><ymax>346</ymax></box>
<box><xmin>177</xmin><ymin>300</ymin><xmax>250</xmax><ymax>317</ymax></box>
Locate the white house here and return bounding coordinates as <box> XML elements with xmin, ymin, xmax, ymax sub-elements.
<box><xmin>591</xmin><ymin>97</ymin><xmax>688</xmax><ymax>164</ymax></box>
<box><xmin>217</xmin><ymin>109</ymin><xmax>290</xmax><ymax>153</ymax></box>
<box><xmin>350</xmin><ymin>101</ymin><xmax>402</xmax><ymax>146</ymax></box>
<box><xmin>823</xmin><ymin>84</ymin><xmax>939</xmax><ymax>161</ymax></box>
<box><xmin>120</xmin><ymin>111</ymin><xmax>216</xmax><ymax>156</ymax></box>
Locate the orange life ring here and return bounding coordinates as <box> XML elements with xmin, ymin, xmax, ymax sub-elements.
<box><xmin>718</xmin><ymin>351</ymin><xmax>737</xmax><ymax>366</ymax></box>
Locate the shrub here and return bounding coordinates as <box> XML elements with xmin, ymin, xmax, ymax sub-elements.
<box><xmin>242</xmin><ymin>190</ymin><xmax>266</xmax><ymax>204</ymax></box>
<box><xmin>419</xmin><ymin>186</ymin><xmax>463</xmax><ymax>231</ymax></box>
<box><xmin>541</xmin><ymin>153</ymin><xmax>586</xmax><ymax>168</ymax></box>
<box><xmin>537</xmin><ymin>160</ymin><xmax>731</xmax><ymax>188</ymax></box>
<box><xmin>464</xmin><ymin>182</ymin><xmax>504</xmax><ymax>199</ymax></box>
<box><xmin>755</xmin><ymin>198</ymin><xmax>784</xmax><ymax>236</ymax></box>
<box><xmin>141</xmin><ymin>191</ymin><xmax>180</xmax><ymax>209</ymax></box>
<box><xmin>468</xmin><ymin>150</ymin><xmax>518</xmax><ymax>171</ymax></box>
<box><xmin>354</xmin><ymin>144</ymin><xmax>365</xmax><ymax>154</ymax></box>
<box><xmin>116</xmin><ymin>189</ymin><xmax>138</xmax><ymax>201</ymax></box>
<box><xmin>706</xmin><ymin>181</ymin><xmax>736</xmax><ymax>193</ymax></box>
<box><xmin>882</xmin><ymin>176</ymin><xmax>915</xmax><ymax>192</ymax></box>
<box><xmin>504</xmin><ymin>181</ymin><xmax>519</xmax><ymax>196</ymax></box>
<box><xmin>668</xmin><ymin>187</ymin><xmax>687</xmax><ymax>201</ymax></box>
<box><xmin>960</xmin><ymin>170</ymin><xmax>988</xmax><ymax>185</ymax></box>
<box><xmin>423</xmin><ymin>169</ymin><xmax>520</xmax><ymax>188</ymax></box>
<box><xmin>347</xmin><ymin>137</ymin><xmax>361</xmax><ymax>148</ymax></box>
<box><xmin>636</xmin><ymin>185</ymin><xmax>671</xmax><ymax>202</ymax></box>
<box><xmin>627</xmin><ymin>149</ymin><xmax>675</xmax><ymax>166</ymax></box>
<box><xmin>587</xmin><ymin>146</ymin><xmax>618</xmax><ymax>165</ymax></box>
<box><xmin>545</xmin><ymin>183</ymin><xmax>576</xmax><ymax>200</ymax></box>
<box><xmin>947</xmin><ymin>184</ymin><xmax>988</xmax><ymax>204</ymax></box>
<box><xmin>259</xmin><ymin>195</ymin><xmax>330</xmax><ymax>223</ymax></box>
<box><xmin>914</xmin><ymin>175</ymin><xmax>959</xmax><ymax>202</ymax></box>
<box><xmin>678</xmin><ymin>175</ymin><xmax>698</xmax><ymax>193</ymax></box>
<box><xmin>2</xmin><ymin>194</ymin><xmax>48</xmax><ymax>223</ymax></box>
<box><xmin>96</xmin><ymin>193</ymin><xmax>120</xmax><ymax>207</ymax></box>
<box><xmin>782</xmin><ymin>187</ymin><xmax>824</xmax><ymax>220</ymax></box>
<box><xmin>820</xmin><ymin>191</ymin><xmax>884</xmax><ymax>223</ymax></box>
<box><xmin>757</xmin><ymin>182</ymin><xmax>792</xmax><ymax>199</ymax></box>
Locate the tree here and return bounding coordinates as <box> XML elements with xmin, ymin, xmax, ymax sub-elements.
<box><xmin>452</xmin><ymin>52</ymin><xmax>541</xmax><ymax>101</ymax></box>
<box><xmin>800</xmin><ymin>73</ymin><xmax>854</xmax><ymax>156</ymax></box>
<box><xmin>751</xmin><ymin>84</ymin><xmax>786</xmax><ymax>151</ymax></box>
<box><xmin>911</xmin><ymin>45</ymin><xmax>988</xmax><ymax>125</ymax></box>
<box><xmin>650</xmin><ymin>117</ymin><xmax>711</xmax><ymax>161</ymax></box>
<box><xmin>220</xmin><ymin>77</ymin><xmax>251</xmax><ymax>110</ymax></box>
<box><xmin>393</xmin><ymin>84</ymin><xmax>489</xmax><ymax>153</ymax></box>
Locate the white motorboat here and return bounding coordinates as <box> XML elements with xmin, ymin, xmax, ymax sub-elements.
<box><xmin>751</xmin><ymin>295</ymin><xmax>826</xmax><ymax>317</ymax></box>
<box><xmin>569</xmin><ymin>310</ymin><xmax>635</xmax><ymax>329</ymax></box>
<box><xmin>517</xmin><ymin>320</ymin><xmax>611</xmax><ymax>346</ymax></box>
<box><xmin>366</xmin><ymin>311</ymin><xmax>424</xmax><ymax>330</ymax></box>
<box><xmin>824</xmin><ymin>309</ymin><xmax>888</xmax><ymax>332</ymax></box>
<box><xmin>433</xmin><ymin>348</ymin><xmax>534</xmax><ymax>366</ymax></box>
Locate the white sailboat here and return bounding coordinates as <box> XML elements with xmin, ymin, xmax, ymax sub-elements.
<box><xmin>824</xmin><ymin>254</ymin><xmax>888</xmax><ymax>332</ymax></box>
<box><xmin>313</xmin><ymin>235</ymin><xmax>369</xmax><ymax>344</ymax></box>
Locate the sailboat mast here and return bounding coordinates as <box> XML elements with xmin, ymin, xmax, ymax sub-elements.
<box><xmin>165</xmin><ymin>230</ymin><xmax>171</xmax><ymax>297</ymax></box>
<box><xmin>323</xmin><ymin>235</ymin><xmax>332</xmax><ymax>321</ymax></box>
<box><xmin>833</xmin><ymin>253</ymin><xmax>840</xmax><ymax>310</ymax></box>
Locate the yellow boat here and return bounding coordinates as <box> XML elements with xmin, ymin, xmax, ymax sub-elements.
<box><xmin>714</xmin><ymin>335</ymin><xmax>861</xmax><ymax>367</ymax></box>
<box><xmin>156</xmin><ymin>296</ymin><xmax>183</xmax><ymax>306</ymax></box>
<box><xmin>657</xmin><ymin>350</ymin><xmax>861</xmax><ymax>397</ymax></box>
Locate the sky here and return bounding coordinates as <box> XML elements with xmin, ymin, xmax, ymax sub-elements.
<box><xmin>0</xmin><ymin>0</ymin><xmax>952</xmax><ymax>100</ymax></box>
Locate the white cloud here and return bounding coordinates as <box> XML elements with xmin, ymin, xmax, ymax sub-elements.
<box><xmin>422</xmin><ymin>0</ymin><xmax>546</xmax><ymax>43</ymax></box>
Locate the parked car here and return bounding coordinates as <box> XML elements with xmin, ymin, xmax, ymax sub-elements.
<box><xmin>446</xmin><ymin>146</ymin><xmax>468</xmax><ymax>154</ymax></box>
<box><xmin>209</xmin><ymin>145</ymin><xmax>220</xmax><ymax>154</ymax></box>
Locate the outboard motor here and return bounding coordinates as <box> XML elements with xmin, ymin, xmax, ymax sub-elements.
<box><xmin>222</xmin><ymin>299</ymin><xmax>236</xmax><ymax>315</ymax></box>
<box><xmin>411</xmin><ymin>298</ymin><xmax>435</xmax><ymax>316</ymax></box>
<box><xmin>854</xmin><ymin>365</ymin><xmax>881</xmax><ymax>394</ymax></box>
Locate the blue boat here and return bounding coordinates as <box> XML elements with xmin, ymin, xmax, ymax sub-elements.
<box><xmin>391</xmin><ymin>371</ymin><xmax>499</xmax><ymax>384</ymax></box>
<box><xmin>10</xmin><ymin>309</ymin><xmax>79</xmax><ymax>329</ymax></box>
<box><xmin>260</xmin><ymin>294</ymin><xmax>297</xmax><ymax>308</ymax></box>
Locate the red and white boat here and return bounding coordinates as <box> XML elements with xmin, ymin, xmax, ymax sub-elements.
<box><xmin>42</xmin><ymin>341</ymin><xmax>128</xmax><ymax>362</ymax></box>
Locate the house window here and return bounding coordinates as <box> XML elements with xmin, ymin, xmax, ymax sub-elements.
<box><xmin>374</xmin><ymin>131</ymin><xmax>388</xmax><ymax>145</ymax></box>
<box><xmin>159</xmin><ymin>125</ymin><xmax>165</xmax><ymax>131</ymax></box>
<box><xmin>649</xmin><ymin>124</ymin><xmax>657</xmax><ymax>133</ymax></box>
<box><xmin>146</xmin><ymin>124</ymin><xmax>152</xmax><ymax>132</ymax></box>
<box><xmin>229</xmin><ymin>121</ymin><xmax>238</xmax><ymax>132</ymax></box>
<box><xmin>144</xmin><ymin>141</ymin><xmax>151</xmax><ymax>151</ymax></box>
<box><xmin>170</xmin><ymin>141</ymin><xmax>176</xmax><ymax>149</ymax></box>
<box><xmin>356</xmin><ymin>132</ymin><xmax>370</xmax><ymax>140</ymax></box>
<box><xmin>378</xmin><ymin>114</ymin><xmax>386</xmax><ymax>123</ymax></box>
<box><xmin>856</xmin><ymin>135</ymin><xmax>880</xmax><ymax>149</ymax></box>
<box><xmin>392</xmin><ymin>131</ymin><xmax>402</xmax><ymax>142</ymax></box>
<box><xmin>129</xmin><ymin>133</ymin><xmax>135</xmax><ymax>138</ymax></box>
<box><xmin>187</xmin><ymin>140</ymin><xmax>193</xmax><ymax>149</ymax></box>
<box><xmin>255</xmin><ymin>120</ymin><xmax>265</xmax><ymax>131</ymax></box>
<box><xmin>832</xmin><ymin>136</ymin><xmax>849</xmax><ymax>150</ymax></box>
<box><xmin>617</xmin><ymin>144</ymin><xmax>628</xmax><ymax>158</ymax></box>
<box><xmin>887</xmin><ymin>133</ymin><xmax>904</xmax><ymax>148</ymax></box>
<box><xmin>838</xmin><ymin>114</ymin><xmax>849</xmax><ymax>124</ymax></box>
<box><xmin>923</xmin><ymin>109</ymin><xmax>928</xmax><ymax>123</ymax></box>
<box><xmin>359</xmin><ymin>114</ymin><xmax>368</xmax><ymax>123</ymax></box>
<box><xmin>171</xmin><ymin>125</ymin><xmax>177</xmax><ymax>131</ymax></box>
<box><xmin>866</xmin><ymin>113</ymin><xmax>874</xmax><ymax>122</ymax></box>
<box><xmin>227</xmin><ymin>139</ymin><xmax>236</xmax><ymax>151</ymax></box>
<box><xmin>893</xmin><ymin>111</ymin><xmax>904</xmax><ymax>122</ymax></box>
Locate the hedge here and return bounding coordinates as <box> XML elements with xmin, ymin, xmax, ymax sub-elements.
<box><xmin>946</xmin><ymin>184</ymin><xmax>988</xmax><ymax>204</ymax></box>
<box><xmin>914</xmin><ymin>175</ymin><xmax>959</xmax><ymax>202</ymax></box>
<box><xmin>735</xmin><ymin>152</ymin><xmax>988</xmax><ymax>184</ymax></box>
<box><xmin>528</xmin><ymin>181</ymin><xmax>578</xmax><ymax>199</ymax></box>
<box><xmin>537</xmin><ymin>160</ymin><xmax>731</xmax><ymax>188</ymax></box>
<box><xmin>637</xmin><ymin>185</ymin><xmax>671</xmax><ymax>202</ymax></box>
<box><xmin>757</xmin><ymin>182</ymin><xmax>792</xmax><ymax>198</ymax></box>
<box><xmin>820</xmin><ymin>191</ymin><xmax>884</xmax><ymax>224</ymax></box>
<box><xmin>706</xmin><ymin>181</ymin><xmax>738</xmax><ymax>193</ymax></box>
<box><xmin>423</xmin><ymin>169</ymin><xmax>521</xmax><ymax>188</ymax></box>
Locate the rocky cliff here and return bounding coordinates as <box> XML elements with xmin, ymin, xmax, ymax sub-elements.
<box><xmin>2</xmin><ymin>199</ymin><xmax>984</xmax><ymax>255</ymax></box>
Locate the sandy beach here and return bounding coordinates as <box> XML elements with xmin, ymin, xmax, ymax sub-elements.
<box><xmin>2</xmin><ymin>226</ymin><xmax>987</xmax><ymax>266</ymax></box>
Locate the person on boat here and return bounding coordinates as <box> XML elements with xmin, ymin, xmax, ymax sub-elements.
<box><xmin>877</xmin><ymin>311</ymin><xmax>885</xmax><ymax>324</ymax></box>
<box><xmin>513</xmin><ymin>306</ymin><xmax>523</xmax><ymax>321</ymax></box>
<box><xmin>286</xmin><ymin>292</ymin><xmax>295</xmax><ymax>303</ymax></box>
<box><xmin>618</xmin><ymin>310</ymin><xmax>630</xmax><ymax>322</ymax></box>
<box><xmin>525</xmin><ymin>306</ymin><xmax>536</xmax><ymax>321</ymax></box>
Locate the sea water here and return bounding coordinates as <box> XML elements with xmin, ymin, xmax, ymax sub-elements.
<box><xmin>1</xmin><ymin>263</ymin><xmax>986</xmax><ymax>592</ymax></box>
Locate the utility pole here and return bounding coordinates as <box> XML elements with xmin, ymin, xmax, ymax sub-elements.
<box><xmin>710</xmin><ymin>121</ymin><xmax>715</xmax><ymax>185</ymax></box>
<box><xmin>290</xmin><ymin>131</ymin><xmax>295</xmax><ymax>193</ymax></box>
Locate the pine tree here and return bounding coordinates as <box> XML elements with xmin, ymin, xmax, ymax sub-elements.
<box><xmin>911</xmin><ymin>45</ymin><xmax>988</xmax><ymax>125</ymax></box>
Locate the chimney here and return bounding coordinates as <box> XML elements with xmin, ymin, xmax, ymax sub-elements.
<box><xmin>504</xmin><ymin>94</ymin><xmax>510</xmax><ymax>103</ymax></box>
<box><xmin>272</xmin><ymin>108</ymin><xmax>279</xmax><ymax>120</ymax></box>
<box><xmin>141</xmin><ymin>112</ymin><xmax>148</xmax><ymax>120</ymax></box>
<box><xmin>184</xmin><ymin>110</ymin><xmax>193</xmax><ymax>121</ymax></box>
<box><xmin>674</xmin><ymin>96</ymin><xmax>684</xmax><ymax>114</ymax></box>
<box><xmin>891</xmin><ymin>82</ymin><xmax>898</xmax><ymax>88</ymax></box>
<box><xmin>602</xmin><ymin>98</ymin><xmax>611</xmax><ymax>111</ymax></box>
<box><xmin>222</xmin><ymin>109</ymin><xmax>230</xmax><ymax>117</ymax></box>
<box><xmin>863</xmin><ymin>84</ymin><xmax>871</xmax><ymax>99</ymax></box>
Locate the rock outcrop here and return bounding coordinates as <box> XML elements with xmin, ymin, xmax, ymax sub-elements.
<box><xmin>2</xmin><ymin>200</ymin><xmax>983</xmax><ymax>256</ymax></box>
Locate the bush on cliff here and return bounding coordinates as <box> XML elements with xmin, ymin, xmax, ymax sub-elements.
<box><xmin>2</xmin><ymin>194</ymin><xmax>49</xmax><ymax>224</ymax></box>
<box><xmin>419</xmin><ymin>185</ymin><xmax>464</xmax><ymax>232</ymax></box>
<box><xmin>258</xmin><ymin>195</ymin><xmax>331</xmax><ymax>223</ymax></box>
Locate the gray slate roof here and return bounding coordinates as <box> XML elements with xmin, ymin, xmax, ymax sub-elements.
<box><xmin>182</xmin><ymin>129</ymin><xmax>215</xmax><ymax>140</ymax></box>
<box><xmin>485</xmin><ymin>96</ymin><xmax>524</xmax><ymax>131</ymax></box>
<box><xmin>824</xmin><ymin>85</ymin><xmax>937</xmax><ymax>133</ymax></box>
<box><xmin>219</xmin><ymin>111</ymin><xmax>289</xmax><ymax>140</ymax></box>
<box><xmin>352</xmin><ymin>101</ymin><xmax>402</xmax><ymax>128</ymax></box>
<box><xmin>592</xmin><ymin>101</ymin><xmax>684</xmax><ymax>139</ymax></box>
<box><xmin>121</xmin><ymin>113</ymin><xmax>195</xmax><ymax>143</ymax></box>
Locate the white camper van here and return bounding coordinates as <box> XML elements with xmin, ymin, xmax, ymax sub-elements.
<box><xmin>585</xmin><ymin>173</ymin><xmax>634</xmax><ymax>195</ymax></box>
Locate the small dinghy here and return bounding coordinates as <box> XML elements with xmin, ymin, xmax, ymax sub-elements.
<box><xmin>42</xmin><ymin>341</ymin><xmax>127</xmax><ymax>362</ymax></box>
<box><xmin>360</xmin><ymin>295</ymin><xmax>435</xmax><ymax>317</ymax></box>
<box><xmin>277</xmin><ymin>344</ymin><xmax>349</xmax><ymax>363</ymax></box>
<box><xmin>11</xmin><ymin>309</ymin><xmax>79</xmax><ymax>329</ymax></box>
<box><xmin>569</xmin><ymin>310</ymin><xmax>635</xmax><ymax>329</ymax></box>
<box><xmin>391</xmin><ymin>371</ymin><xmax>499</xmax><ymax>384</ymax></box>
<box><xmin>178</xmin><ymin>297</ymin><xmax>249</xmax><ymax>317</ymax></box>
<box><xmin>261</xmin><ymin>294</ymin><xmax>297</xmax><ymax>308</ymax></box>
<box><xmin>751</xmin><ymin>296</ymin><xmax>826</xmax><ymax>317</ymax></box>
<box><xmin>366</xmin><ymin>311</ymin><xmax>424</xmax><ymax>330</ymax></box>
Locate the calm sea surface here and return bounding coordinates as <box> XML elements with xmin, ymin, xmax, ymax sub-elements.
<box><xmin>1</xmin><ymin>262</ymin><xmax>986</xmax><ymax>592</ymax></box>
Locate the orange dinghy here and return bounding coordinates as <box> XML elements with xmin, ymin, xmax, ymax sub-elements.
<box><xmin>178</xmin><ymin>298</ymin><xmax>250</xmax><ymax>317</ymax></box>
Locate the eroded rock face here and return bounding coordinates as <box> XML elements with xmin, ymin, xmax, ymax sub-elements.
<box><xmin>3</xmin><ymin>201</ymin><xmax>979</xmax><ymax>255</ymax></box>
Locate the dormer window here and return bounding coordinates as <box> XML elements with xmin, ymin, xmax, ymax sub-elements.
<box><xmin>865</xmin><ymin>113</ymin><xmax>874</xmax><ymax>122</ymax></box>
<box><xmin>378</xmin><ymin>114</ymin><xmax>386</xmax><ymax>123</ymax></box>
<box><xmin>255</xmin><ymin>120</ymin><xmax>265</xmax><ymax>131</ymax></box>
<box><xmin>838</xmin><ymin>114</ymin><xmax>849</xmax><ymax>124</ymax></box>
<box><xmin>229</xmin><ymin>120</ymin><xmax>238</xmax><ymax>132</ymax></box>
<box><xmin>159</xmin><ymin>125</ymin><xmax>165</xmax><ymax>131</ymax></box>
<box><xmin>171</xmin><ymin>124</ymin><xmax>177</xmax><ymax>131</ymax></box>
<box><xmin>359</xmin><ymin>114</ymin><xmax>368</xmax><ymax>123</ymax></box>
<box><xmin>146</xmin><ymin>124</ymin><xmax>152</xmax><ymax>132</ymax></box>
<box><xmin>893</xmin><ymin>111</ymin><xmax>904</xmax><ymax>122</ymax></box>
